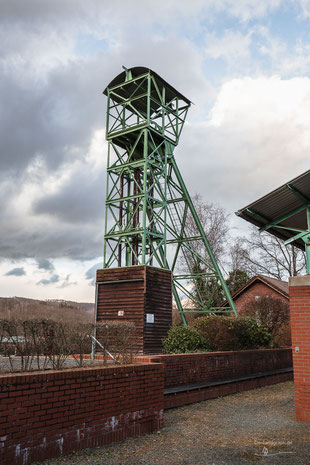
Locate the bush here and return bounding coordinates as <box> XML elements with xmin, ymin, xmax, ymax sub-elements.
<box><xmin>172</xmin><ymin>306</ymin><xmax>201</xmax><ymax>326</ymax></box>
<box><xmin>71</xmin><ymin>322</ymin><xmax>93</xmax><ymax>367</ymax></box>
<box><xmin>243</xmin><ymin>296</ymin><xmax>291</xmax><ymax>347</ymax></box>
<box><xmin>0</xmin><ymin>319</ymin><xmax>95</xmax><ymax>372</ymax></box>
<box><xmin>95</xmin><ymin>321</ymin><xmax>135</xmax><ymax>364</ymax></box>
<box><xmin>273</xmin><ymin>323</ymin><xmax>292</xmax><ymax>348</ymax></box>
<box><xmin>193</xmin><ymin>315</ymin><xmax>272</xmax><ymax>351</ymax></box>
<box><xmin>162</xmin><ymin>325</ymin><xmax>209</xmax><ymax>354</ymax></box>
<box><xmin>110</xmin><ymin>321</ymin><xmax>135</xmax><ymax>364</ymax></box>
<box><xmin>0</xmin><ymin>319</ymin><xmax>37</xmax><ymax>371</ymax></box>
<box><xmin>193</xmin><ymin>316</ymin><xmax>237</xmax><ymax>351</ymax></box>
<box><xmin>0</xmin><ymin>318</ymin><xmax>136</xmax><ymax>372</ymax></box>
<box><xmin>232</xmin><ymin>317</ymin><xmax>272</xmax><ymax>350</ymax></box>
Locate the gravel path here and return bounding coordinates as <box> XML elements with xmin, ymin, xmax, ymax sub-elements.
<box><xmin>36</xmin><ymin>381</ymin><xmax>310</xmax><ymax>465</ymax></box>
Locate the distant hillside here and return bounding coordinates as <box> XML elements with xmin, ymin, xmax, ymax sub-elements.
<box><xmin>45</xmin><ymin>299</ymin><xmax>94</xmax><ymax>318</ymax></box>
<box><xmin>0</xmin><ymin>297</ymin><xmax>94</xmax><ymax>323</ymax></box>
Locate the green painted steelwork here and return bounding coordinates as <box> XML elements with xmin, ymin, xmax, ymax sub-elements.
<box><xmin>103</xmin><ymin>67</ymin><xmax>237</xmax><ymax>324</ymax></box>
<box><xmin>247</xmin><ymin>184</ymin><xmax>310</xmax><ymax>274</ymax></box>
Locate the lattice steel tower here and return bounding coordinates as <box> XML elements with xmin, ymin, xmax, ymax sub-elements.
<box><xmin>103</xmin><ymin>66</ymin><xmax>236</xmax><ymax>324</ymax></box>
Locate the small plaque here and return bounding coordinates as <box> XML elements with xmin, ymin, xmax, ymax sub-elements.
<box><xmin>146</xmin><ymin>313</ymin><xmax>154</xmax><ymax>324</ymax></box>
<box><xmin>295</xmin><ymin>346</ymin><xmax>299</xmax><ymax>353</ymax></box>
<box><xmin>118</xmin><ymin>310</ymin><xmax>124</xmax><ymax>316</ymax></box>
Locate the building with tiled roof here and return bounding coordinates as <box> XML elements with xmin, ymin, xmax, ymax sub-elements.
<box><xmin>227</xmin><ymin>274</ymin><xmax>289</xmax><ymax>315</ymax></box>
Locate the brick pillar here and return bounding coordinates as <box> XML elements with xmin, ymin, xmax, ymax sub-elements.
<box><xmin>95</xmin><ymin>266</ymin><xmax>172</xmax><ymax>354</ymax></box>
<box><xmin>289</xmin><ymin>275</ymin><xmax>310</xmax><ymax>422</ymax></box>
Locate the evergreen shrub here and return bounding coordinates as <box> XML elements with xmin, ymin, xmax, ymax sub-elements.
<box><xmin>162</xmin><ymin>325</ymin><xmax>209</xmax><ymax>354</ymax></box>
<box><xmin>193</xmin><ymin>315</ymin><xmax>272</xmax><ymax>351</ymax></box>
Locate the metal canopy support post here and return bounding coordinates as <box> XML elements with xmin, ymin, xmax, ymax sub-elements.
<box><xmin>305</xmin><ymin>207</ymin><xmax>310</xmax><ymax>274</ymax></box>
<box><xmin>91</xmin><ymin>282</ymin><xmax>99</xmax><ymax>360</ymax></box>
<box><xmin>306</xmin><ymin>243</ymin><xmax>310</xmax><ymax>274</ymax></box>
<box><xmin>103</xmin><ymin>67</ymin><xmax>237</xmax><ymax>325</ymax></box>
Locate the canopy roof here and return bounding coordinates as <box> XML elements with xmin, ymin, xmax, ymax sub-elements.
<box><xmin>103</xmin><ymin>66</ymin><xmax>191</xmax><ymax>105</ymax></box>
<box><xmin>236</xmin><ymin>169</ymin><xmax>310</xmax><ymax>251</ymax></box>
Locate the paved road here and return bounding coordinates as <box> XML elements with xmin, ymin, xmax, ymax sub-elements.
<box><xmin>38</xmin><ymin>381</ymin><xmax>310</xmax><ymax>465</ymax></box>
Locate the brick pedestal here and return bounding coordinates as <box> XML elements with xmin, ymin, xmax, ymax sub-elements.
<box><xmin>95</xmin><ymin>266</ymin><xmax>172</xmax><ymax>354</ymax></box>
<box><xmin>289</xmin><ymin>275</ymin><xmax>310</xmax><ymax>422</ymax></box>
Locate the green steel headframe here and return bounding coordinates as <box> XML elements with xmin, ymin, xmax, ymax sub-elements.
<box><xmin>103</xmin><ymin>66</ymin><xmax>237</xmax><ymax>324</ymax></box>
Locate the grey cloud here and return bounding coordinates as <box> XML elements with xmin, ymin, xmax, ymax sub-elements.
<box><xmin>0</xmin><ymin>1</ymin><xmax>283</xmax><ymax>31</ymax></box>
<box><xmin>57</xmin><ymin>274</ymin><xmax>77</xmax><ymax>288</ymax></box>
<box><xmin>176</xmin><ymin>115</ymin><xmax>310</xmax><ymax>218</ymax></box>
<box><xmin>0</xmin><ymin>59</ymin><xmax>107</xmax><ymax>175</ymax></box>
<box><xmin>36</xmin><ymin>274</ymin><xmax>60</xmax><ymax>286</ymax></box>
<box><xmin>33</xmin><ymin>166</ymin><xmax>106</xmax><ymax>223</ymax></box>
<box><xmin>0</xmin><ymin>1</ymin><xmax>85</xmax><ymax>23</ymax></box>
<box><xmin>0</xmin><ymin>218</ymin><xmax>105</xmax><ymax>261</ymax></box>
<box><xmin>5</xmin><ymin>267</ymin><xmax>26</xmax><ymax>276</ymax></box>
<box><xmin>85</xmin><ymin>262</ymin><xmax>101</xmax><ymax>286</ymax></box>
<box><xmin>119</xmin><ymin>35</ymin><xmax>214</xmax><ymax>105</ymax></box>
<box><xmin>36</xmin><ymin>258</ymin><xmax>54</xmax><ymax>271</ymax></box>
<box><xmin>0</xmin><ymin>58</ymin><xmax>110</xmax><ymax>260</ymax></box>
<box><xmin>0</xmin><ymin>1</ymin><xmax>183</xmax><ymax>27</ymax></box>
<box><xmin>85</xmin><ymin>262</ymin><xmax>101</xmax><ymax>280</ymax></box>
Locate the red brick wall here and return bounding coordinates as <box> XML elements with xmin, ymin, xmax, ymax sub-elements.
<box><xmin>289</xmin><ymin>276</ymin><xmax>310</xmax><ymax>422</ymax></box>
<box><xmin>235</xmin><ymin>282</ymin><xmax>288</xmax><ymax>314</ymax></box>
<box><xmin>163</xmin><ymin>371</ymin><xmax>293</xmax><ymax>409</ymax></box>
<box><xmin>0</xmin><ymin>363</ymin><xmax>164</xmax><ymax>465</ymax></box>
<box><xmin>135</xmin><ymin>349</ymin><xmax>292</xmax><ymax>388</ymax></box>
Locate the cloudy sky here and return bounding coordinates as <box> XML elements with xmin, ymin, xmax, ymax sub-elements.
<box><xmin>1</xmin><ymin>0</ymin><xmax>310</xmax><ymax>301</ymax></box>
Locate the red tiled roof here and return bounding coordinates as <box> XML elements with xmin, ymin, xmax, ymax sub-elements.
<box><xmin>230</xmin><ymin>274</ymin><xmax>289</xmax><ymax>301</ymax></box>
<box><xmin>258</xmin><ymin>275</ymin><xmax>289</xmax><ymax>296</ymax></box>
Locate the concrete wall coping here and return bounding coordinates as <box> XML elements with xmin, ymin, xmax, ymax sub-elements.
<box><xmin>289</xmin><ymin>275</ymin><xmax>310</xmax><ymax>287</ymax></box>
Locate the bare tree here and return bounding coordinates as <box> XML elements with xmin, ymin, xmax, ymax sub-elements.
<box><xmin>180</xmin><ymin>195</ymin><xmax>231</xmax><ymax>309</ymax></box>
<box><xmin>186</xmin><ymin>194</ymin><xmax>230</xmax><ymax>264</ymax></box>
<box><xmin>230</xmin><ymin>226</ymin><xmax>306</xmax><ymax>280</ymax></box>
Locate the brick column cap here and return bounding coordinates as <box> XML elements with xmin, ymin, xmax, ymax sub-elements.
<box><xmin>289</xmin><ymin>275</ymin><xmax>310</xmax><ymax>287</ymax></box>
